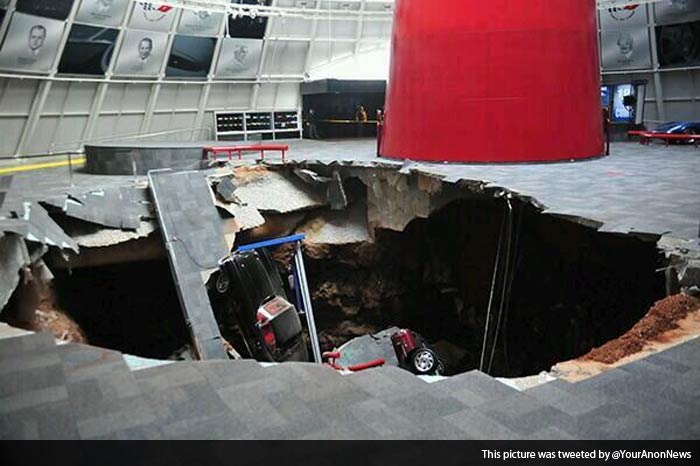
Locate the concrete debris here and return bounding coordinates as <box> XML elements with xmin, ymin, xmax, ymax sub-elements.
<box><xmin>215</xmin><ymin>177</ymin><xmax>238</xmax><ymax>203</ymax></box>
<box><xmin>293</xmin><ymin>168</ymin><xmax>331</xmax><ymax>186</ymax></box>
<box><xmin>214</xmin><ymin>201</ymin><xmax>265</xmax><ymax>232</ymax></box>
<box><xmin>0</xmin><ymin>217</ymin><xmax>30</xmax><ymax>237</ymax></box>
<box><xmin>296</xmin><ymin>202</ymin><xmax>370</xmax><ymax>245</ymax></box>
<box><xmin>358</xmin><ymin>169</ymin><xmax>463</xmax><ymax>233</ymax></box>
<box><xmin>0</xmin><ymin>233</ymin><xmax>31</xmax><ymax>312</ymax></box>
<box><xmin>20</xmin><ymin>202</ymin><xmax>78</xmax><ymax>253</ymax></box>
<box><xmin>328</xmin><ymin>171</ymin><xmax>348</xmax><ymax>210</ymax></box>
<box><xmin>13</xmin><ymin>259</ymin><xmax>53</xmax><ymax>324</ymax></box>
<box><xmin>42</xmin><ymin>186</ymin><xmax>151</xmax><ymax>230</ymax></box>
<box><xmin>207</xmin><ymin>174</ymin><xmax>265</xmax><ymax>233</ymax></box>
<box><xmin>67</xmin><ymin>220</ymin><xmax>157</xmax><ymax>248</ymax></box>
<box><xmin>234</xmin><ymin>169</ymin><xmax>326</xmax><ymax>213</ymax></box>
<box><xmin>678</xmin><ymin>260</ymin><xmax>700</xmax><ymax>288</ymax></box>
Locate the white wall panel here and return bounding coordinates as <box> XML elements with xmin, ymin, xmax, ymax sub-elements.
<box><xmin>275</xmin><ymin>82</ymin><xmax>301</xmax><ymax>108</ymax></box>
<box><xmin>207</xmin><ymin>83</ymin><xmax>252</xmax><ymax>110</ymax></box>
<box><xmin>264</xmin><ymin>41</ymin><xmax>308</xmax><ymax>75</ymax></box>
<box><xmin>0</xmin><ymin>117</ymin><xmax>25</xmax><ymax>155</ymax></box>
<box><xmin>0</xmin><ymin>1</ymin><xmax>394</xmax><ymax>157</ymax></box>
<box><xmin>255</xmin><ymin>83</ymin><xmax>278</xmax><ymax>108</ymax></box>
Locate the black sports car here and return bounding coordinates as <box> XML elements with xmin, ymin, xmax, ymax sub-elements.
<box><xmin>208</xmin><ymin>248</ymin><xmax>309</xmax><ymax>363</ymax></box>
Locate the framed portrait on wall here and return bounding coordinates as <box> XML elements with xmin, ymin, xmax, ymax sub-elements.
<box><xmin>178</xmin><ymin>9</ymin><xmax>223</xmax><ymax>36</ymax></box>
<box><xmin>113</xmin><ymin>29</ymin><xmax>169</xmax><ymax>77</ymax></box>
<box><xmin>601</xmin><ymin>27</ymin><xmax>652</xmax><ymax>71</ymax></box>
<box><xmin>0</xmin><ymin>12</ymin><xmax>66</xmax><ymax>73</ymax></box>
<box><xmin>215</xmin><ymin>37</ymin><xmax>262</xmax><ymax>79</ymax></box>
<box><xmin>75</xmin><ymin>0</ymin><xmax>131</xmax><ymax>28</ymax></box>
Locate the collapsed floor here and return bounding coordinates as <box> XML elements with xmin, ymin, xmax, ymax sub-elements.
<box><xmin>2</xmin><ymin>163</ymin><xmax>697</xmax><ymax>378</ymax></box>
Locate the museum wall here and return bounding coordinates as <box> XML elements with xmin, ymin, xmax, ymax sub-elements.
<box><xmin>0</xmin><ymin>0</ymin><xmax>390</xmax><ymax>157</ymax></box>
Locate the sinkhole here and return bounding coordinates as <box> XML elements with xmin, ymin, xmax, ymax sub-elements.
<box><xmin>1</xmin><ymin>167</ymin><xmax>669</xmax><ymax>378</ymax></box>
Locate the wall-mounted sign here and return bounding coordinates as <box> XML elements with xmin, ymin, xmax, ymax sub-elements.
<box><xmin>215</xmin><ymin>37</ymin><xmax>262</xmax><ymax>79</ymax></box>
<box><xmin>15</xmin><ymin>0</ymin><xmax>75</xmax><ymax>21</ymax></box>
<box><xmin>611</xmin><ymin>84</ymin><xmax>634</xmax><ymax>122</ymax></box>
<box><xmin>113</xmin><ymin>29</ymin><xmax>169</xmax><ymax>76</ymax></box>
<box><xmin>654</xmin><ymin>0</ymin><xmax>700</xmax><ymax>26</ymax></box>
<box><xmin>601</xmin><ymin>27</ymin><xmax>652</xmax><ymax>71</ymax></box>
<box><xmin>0</xmin><ymin>12</ymin><xmax>66</xmax><ymax>73</ymax></box>
<box><xmin>129</xmin><ymin>1</ymin><xmax>176</xmax><ymax>32</ymax></box>
<box><xmin>178</xmin><ymin>9</ymin><xmax>223</xmax><ymax>36</ymax></box>
<box><xmin>75</xmin><ymin>0</ymin><xmax>130</xmax><ymax>28</ymax></box>
<box><xmin>599</xmin><ymin>4</ymin><xmax>648</xmax><ymax>30</ymax></box>
<box><xmin>58</xmin><ymin>24</ymin><xmax>119</xmax><ymax>75</ymax></box>
<box><xmin>166</xmin><ymin>34</ymin><xmax>216</xmax><ymax>78</ymax></box>
<box><xmin>657</xmin><ymin>20</ymin><xmax>700</xmax><ymax>68</ymax></box>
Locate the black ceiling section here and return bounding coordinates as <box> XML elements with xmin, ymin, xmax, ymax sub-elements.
<box><xmin>15</xmin><ymin>0</ymin><xmax>75</xmax><ymax>21</ymax></box>
<box><xmin>228</xmin><ymin>0</ymin><xmax>271</xmax><ymax>39</ymax></box>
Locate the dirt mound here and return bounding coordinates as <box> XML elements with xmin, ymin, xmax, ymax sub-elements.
<box><xmin>582</xmin><ymin>294</ymin><xmax>700</xmax><ymax>364</ymax></box>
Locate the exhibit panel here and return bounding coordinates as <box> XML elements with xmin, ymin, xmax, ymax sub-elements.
<box><xmin>74</xmin><ymin>0</ymin><xmax>131</xmax><ymax>28</ymax></box>
<box><xmin>128</xmin><ymin>1</ymin><xmax>176</xmax><ymax>32</ymax></box>
<box><xmin>215</xmin><ymin>37</ymin><xmax>263</xmax><ymax>79</ymax></box>
<box><xmin>178</xmin><ymin>9</ymin><xmax>224</xmax><ymax>36</ymax></box>
<box><xmin>0</xmin><ymin>12</ymin><xmax>66</xmax><ymax>73</ymax></box>
<box><xmin>113</xmin><ymin>29</ymin><xmax>169</xmax><ymax>76</ymax></box>
<box><xmin>600</xmin><ymin>27</ymin><xmax>653</xmax><ymax>71</ymax></box>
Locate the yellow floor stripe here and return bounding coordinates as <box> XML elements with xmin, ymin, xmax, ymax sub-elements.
<box><xmin>0</xmin><ymin>157</ymin><xmax>86</xmax><ymax>175</ymax></box>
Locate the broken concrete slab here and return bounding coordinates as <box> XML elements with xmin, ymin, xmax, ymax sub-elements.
<box><xmin>215</xmin><ymin>177</ymin><xmax>238</xmax><ymax>203</ymax></box>
<box><xmin>0</xmin><ymin>233</ymin><xmax>31</xmax><ymax>312</ymax></box>
<box><xmin>234</xmin><ymin>168</ymin><xmax>326</xmax><ymax>213</ymax></box>
<box><xmin>296</xmin><ymin>202</ymin><xmax>370</xmax><ymax>245</ymax></box>
<box><xmin>358</xmin><ymin>169</ymin><xmax>463</xmax><ymax>233</ymax></box>
<box><xmin>17</xmin><ymin>202</ymin><xmax>78</xmax><ymax>253</ymax></box>
<box><xmin>66</xmin><ymin>221</ymin><xmax>157</xmax><ymax>248</ymax></box>
<box><xmin>42</xmin><ymin>186</ymin><xmax>151</xmax><ymax>230</ymax></box>
<box><xmin>328</xmin><ymin>171</ymin><xmax>348</xmax><ymax>211</ymax></box>
<box><xmin>148</xmin><ymin>170</ymin><xmax>229</xmax><ymax>360</ymax></box>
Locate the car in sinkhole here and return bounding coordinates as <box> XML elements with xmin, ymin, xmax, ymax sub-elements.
<box><xmin>207</xmin><ymin>248</ymin><xmax>309</xmax><ymax>363</ymax></box>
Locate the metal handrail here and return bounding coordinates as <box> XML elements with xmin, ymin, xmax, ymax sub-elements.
<box><xmin>49</xmin><ymin>126</ymin><xmax>213</xmax><ymax>153</ymax></box>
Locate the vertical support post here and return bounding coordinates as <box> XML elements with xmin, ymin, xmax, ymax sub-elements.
<box><xmin>67</xmin><ymin>152</ymin><xmax>74</xmax><ymax>188</ymax></box>
<box><xmin>294</xmin><ymin>241</ymin><xmax>322</xmax><ymax>363</ymax></box>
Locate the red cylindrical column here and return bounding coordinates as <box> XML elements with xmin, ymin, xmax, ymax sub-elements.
<box><xmin>380</xmin><ymin>0</ymin><xmax>603</xmax><ymax>163</ymax></box>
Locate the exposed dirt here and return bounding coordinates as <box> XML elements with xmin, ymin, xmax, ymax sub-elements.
<box><xmin>581</xmin><ymin>294</ymin><xmax>700</xmax><ymax>364</ymax></box>
<box><xmin>233</xmin><ymin>165</ymin><xmax>271</xmax><ymax>184</ymax></box>
<box><xmin>6</xmin><ymin>283</ymin><xmax>87</xmax><ymax>344</ymax></box>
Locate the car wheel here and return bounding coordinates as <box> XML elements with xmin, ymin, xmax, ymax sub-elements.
<box><xmin>215</xmin><ymin>273</ymin><xmax>230</xmax><ymax>294</ymax></box>
<box><xmin>410</xmin><ymin>348</ymin><xmax>439</xmax><ymax>374</ymax></box>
